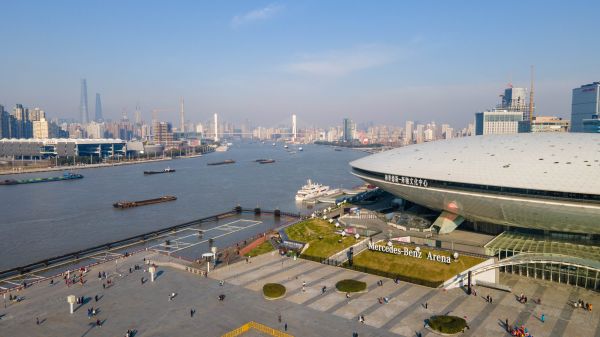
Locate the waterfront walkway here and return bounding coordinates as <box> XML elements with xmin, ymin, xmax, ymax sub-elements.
<box><xmin>1</xmin><ymin>251</ymin><xmax>598</xmax><ymax>337</ymax></box>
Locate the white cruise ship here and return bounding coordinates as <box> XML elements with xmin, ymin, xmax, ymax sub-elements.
<box><xmin>295</xmin><ymin>179</ymin><xmax>330</xmax><ymax>201</ymax></box>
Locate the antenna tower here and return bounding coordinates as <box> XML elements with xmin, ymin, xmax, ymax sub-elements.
<box><xmin>529</xmin><ymin>65</ymin><xmax>535</xmax><ymax>122</ymax></box>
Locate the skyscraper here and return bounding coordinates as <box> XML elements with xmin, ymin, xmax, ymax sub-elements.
<box><xmin>95</xmin><ymin>93</ymin><xmax>103</xmax><ymax>122</ymax></box>
<box><xmin>570</xmin><ymin>82</ymin><xmax>600</xmax><ymax>133</ymax></box>
<box><xmin>80</xmin><ymin>79</ymin><xmax>89</xmax><ymax>124</ymax></box>
<box><xmin>404</xmin><ymin>121</ymin><xmax>414</xmax><ymax>145</ymax></box>
<box><xmin>342</xmin><ymin>118</ymin><xmax>355</xmax><ymax>142</ymax></box>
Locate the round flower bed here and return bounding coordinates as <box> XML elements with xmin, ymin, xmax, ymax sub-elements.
<box><xmin>428</xmin><ymin>315</ymin><xmax>467</xmax><ymax>334</ymax></box>
<box><xmin>335</xmin><ymin>279</ymin><xmax>367</xmax><ymax>293</ymax></box>
<box><xmin>262</xmin><ymin>283</ymin><xmax>286</xmax><ymax>300</ymax></box>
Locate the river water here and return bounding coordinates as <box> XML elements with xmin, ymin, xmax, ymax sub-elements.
<box><xmin>0</xmin><ymin>142</ymin><xmax>366</xmax><ymax>270</ymax></box>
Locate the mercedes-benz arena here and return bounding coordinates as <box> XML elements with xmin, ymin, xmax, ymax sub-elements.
<box><xmin>350</xmin><ymin>133</ymin><xmax>600</xmax><ymax>235</ymax></box>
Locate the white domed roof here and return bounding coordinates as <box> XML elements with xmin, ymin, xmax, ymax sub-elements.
<box><xmin>350</xmin><ymin>133</ymin><xmax>600</xmax><ymax>195</ymax></box>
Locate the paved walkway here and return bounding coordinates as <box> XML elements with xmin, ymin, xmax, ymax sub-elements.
<box><xmin>0</xmin><ymin>251</ymin><xmax>598</xmax><ymax>337</ymax></box>
<box><xmin>210</xmin><ymin>253</ymin><xmax>600</xmax><ymax>337</ymax></box>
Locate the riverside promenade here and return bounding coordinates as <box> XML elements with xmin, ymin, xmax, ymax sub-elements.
<box><xmin>1</xmin><ymin>250</ymin><xmax>599</xmax><ymax>337</ymax></box>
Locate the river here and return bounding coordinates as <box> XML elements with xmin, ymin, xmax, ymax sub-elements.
<box><xmin>0</xmin><ymin>142</ymin><xmax>366</xmax><ymax>270</ymax></box>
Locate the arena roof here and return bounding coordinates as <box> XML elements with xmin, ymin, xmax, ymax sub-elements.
<box><xmin>350</xmin><ymin>133</ymin><xmax>600</xmax><ymax>195</ymax></box>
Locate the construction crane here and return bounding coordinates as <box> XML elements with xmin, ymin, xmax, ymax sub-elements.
<box><xmin>529</xmin><ymin>65</ymin><xmax>535</xmax><ymax>123</ymax></box>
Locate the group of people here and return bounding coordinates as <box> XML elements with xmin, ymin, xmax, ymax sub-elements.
<box><xmin>517</xmin><ymin>293</ymin><xmax>529</xmax><ymax>304</ymax></box>
<box><xmin>377</xmin><ymin>297</ymin><xmax>389</xmax><ymax>304</ymax></box>
<box><xmin>75</xmin><ymin>296</ymin><xmax>86</xmax><ymax>305</ymax></box>
<box><xmin>357</xmin><ymin>315</ymin><xmax>366</xmax><ymax>324</ymax></box>
<box><xmin>575</xmin><ymin>299</ymin><xmax>593</xmax><ymax>311</ymax></box>
<box><xmin>509</xmin><ymin>325</ymin><xmax>533</xmax><ymax>337</ymax></box>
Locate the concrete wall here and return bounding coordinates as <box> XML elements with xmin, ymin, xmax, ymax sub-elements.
<box><xmin>442</xmin><ymin>257</ymin><xmax>497</xmax><ymax>289</ymax></box>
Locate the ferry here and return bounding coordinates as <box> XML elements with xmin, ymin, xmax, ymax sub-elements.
<box><xmin>144</xmin><ymin>167</ymin><xmax>176</xmax><ymax>175</ymax></box>
<box><xmin>0</xmin><ymin>172</ymin><xmax>83</xmax><ymax>185</ymax></box>
<box><xmin>295</xmin><ymin>179</ymin><xmax>330</xmax><ymax>201</ymax></box>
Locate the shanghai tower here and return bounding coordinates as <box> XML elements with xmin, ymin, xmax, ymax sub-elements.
<box><xmin>95</xmin><ymin>93</ymin><xmax>103</xmax><ymax>122</ymax></box>
<box><xmin>80</xmin><ymin>79</ymin><xmax>89</xmax><ymax>124</ymax></box>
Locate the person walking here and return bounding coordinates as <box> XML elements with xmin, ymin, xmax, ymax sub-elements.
<box><xmin>505</xmin><ymin>318</ymin><xmax>509</xmax><ymax>332</ymax></box>
<box><xmin>278</xmin><ymin>314</ymin><xmax>282</xmax><ymax>323</ymax></box>
<box><xmin>425</xmin><ymin>302</ymin><xmax>428</xmax><ymax>309</ymax></box>
<box><xmin>95</xmin><ymin>295</ymin><xmax>98</xmax><ymax>302</ymax></box>
<box><xmin>541</xmin><ymin>313</ymin><xmax>545</xmax><ymax>323</ymax></box>
<box><xmin>284</xmin><ymin>323</ymin><xmax>287</xmax><ymax>331</ymax></box>
<box><xmin>36</xmin><ymin>317</ymin><xmax>39</xmax><ymax>325</ymax></box>
<box><xmin>190</xmin><ymin>309</ymin><xmax>195</xmax><ymax>317</ymax></box>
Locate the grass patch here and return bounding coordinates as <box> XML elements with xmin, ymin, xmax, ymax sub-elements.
<box><xmin>348</xmin><ymin>243</ymin><xmax>485</xmax><ymax>287</ymax></box>
<box><xmin>244</xmin><ymin>241</ymin><xmax>274</xmax><ymax>257</ymax></box>
<box><xmin>285</xmin><ymin>218</ymin><xmax>358</xmax><ymax>259</ymax></box>
<box><xmin>263</xmin><ymin>283</ymin><xmax>286</xmax><ymax>299</ymax></box>
<box><xmin>428</xmin><ymin>315</ymin><xmax>467</xmax><ymax>334</ymax></box>
<box><xmin>335</xmin><ymin>279</ymin><xmax>367</xmax><ymax>293</ymax></box>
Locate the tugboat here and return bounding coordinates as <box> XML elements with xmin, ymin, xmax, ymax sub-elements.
<box><xmin>0</xmin><ymin>172</ymin><xmax>83</xmax><ymax>185</ymax></box>
<box><xmin>143</xmin><ymin>167</ymin><xmax>176</xmax><ymax>175</ymax></box>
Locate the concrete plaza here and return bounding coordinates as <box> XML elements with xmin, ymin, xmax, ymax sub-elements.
<box><xmin>1</xmin><ymin>251</ymin><xmax>599</xmax><ymax>337</ymax></box>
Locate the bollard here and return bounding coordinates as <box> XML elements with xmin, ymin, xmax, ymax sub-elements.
<box><xmin>149</xmin><ymin>266</ymin><xmax>156</xmax><ymax>282</ymax></box>
<box><xmin>67</xmin><ymin>295</ymin><xmax>76</xmax><ymax>314</ymax></box>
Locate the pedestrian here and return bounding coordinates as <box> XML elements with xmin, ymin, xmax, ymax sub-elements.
<box><xmin>102</xmin><ymin>283</ymin><xmax>105</xmax><ymax>289</ymax></box>
<box><xmin>346</xmin><ymin>292</ymin><xmax>350</xmax><ymax>299</ymax></box>
<box><xmin>96</xmin><ymin>319</ymin><xmax>101</xmax><ymax>327</ymax></box>
<box><xmin>490</xmin><ymin>296</ymin><xmax>493</xmax><ymax>304</ymax></box>
<box><xmin>278</xmin><ymin>314</ymin><xmax>282</xmax><ymax>323</ymax></box>
<box><xmin>36</xmin><ymin>317</ymin><xmax>39</xmax><ymax>325</ymax></box>
<box><xmin>284</xmin><ymin>323</ymin><xmax>287</xmax><ymax>331</ymax></box>
<box><xmin>190</xmin><ymin>309</ymin><xmax>195</xmax><ymax>317</ymax></box>
<box><xmin>425</xmin><ymin>302</ymin><xmax>428</xmax><ymax>309</ymax></box>
<box><xmin>219</xmin><ymin>280</ymin><xmax>224</xmax><ymax>286</ymax></box>
<box><xmin>505</xmin><ymin>318</ymin><xmax>508</xmax><ymax>331</ymax></box>
<box><xmin>541</xmin><ymin>313</ymin><xmax>545</xmax><ymax>323</ymax></box>
<box><xmin>50</xmin><ymin>279</ymin><xmax>54</xmax><ymax>285</ymax></box>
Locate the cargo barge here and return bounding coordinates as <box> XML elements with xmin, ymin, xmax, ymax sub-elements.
<box><xmin>113</xmin><ymin>195</ymin><xmax>177</xmax><ymax>208</ymax></box>
<box><xmin>144</xmin><ymin>168</ymin><xmax>176</xmax><ymax>175</ymax></box>
<box><xmin>207</xmin><ymin>160</ymin><xmax>236</xmax><ymax>166</ymax></box>
<box><xmin>0</xmin><ymin>172</ymin><xmax>83</xmax><ymax>185</ymax></box>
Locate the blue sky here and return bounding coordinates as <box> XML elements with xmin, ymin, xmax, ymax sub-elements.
<box><xmin>1</xmin><ymin>0</ymin><xmax>598</xmax><ymax>127</ymax></box>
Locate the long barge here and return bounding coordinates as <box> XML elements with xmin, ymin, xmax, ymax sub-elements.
<box><xmin>113</xmin><ymin>195</ymin><xmax>177</xmax><ymax>208</ymax></box>
<box><xmin>144</xmin><ymin>168</ymin><xmax>176</xmax><ymax>175</ymax></box>
<box><xmin>0</xmin><ymin>172</ymin><xmax>83</xmax><ymax>185</ymax></box>
<box><xmin>207</xmin><ymin>159</ymin><xmax>235</xmax><ymax>166</ymax></box>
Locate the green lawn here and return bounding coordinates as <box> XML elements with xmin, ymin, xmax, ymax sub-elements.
<box><xmin>350</xmin><ymin>243</ymin><xmax>485</xmax><ymax>286</ymax></box>
<box><xmin>244</xmin><ymin>241</ymin><xmax>275</xmax><ymax>257</ymax></box>
<box><xmin>285</xmin><ymin>218</ymin><xmax>359</xmax><ymax>259</ymax></box>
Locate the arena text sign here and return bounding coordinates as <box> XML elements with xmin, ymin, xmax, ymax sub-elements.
<box><xmin>384</xmin><ymin>174</ymin><xmax>429</xmax><ymax>187</ymax></box>
<box><xmin>367</xmin><ymin>242</ymin><xmax>451</xmax><ymax>264</ymax></box>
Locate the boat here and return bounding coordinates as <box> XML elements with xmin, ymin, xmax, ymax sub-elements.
<box><xmin>257</xmin><ymin>159</ymin><xmax>275</xmax><ymax>164</ymax></box>
<box><xmin>113</xmin><ymin>195</ymin><xmax>177</xmax><ymax>208</ymax></box>
<box><xmin>0</xmin><ymin>172</ymin><xmax>83</xmax><ymax>185</ymax></box>
<box><xmin>144</xmin><ymin>167</ymin><xmax>176</xmax><ymax>175</ymax></box>
<box><xmin>295</xmin><ymin>179</ymin><xmax>331</xmax><ymax>201</ymax></box>
<box><xmin>272</xmin><ymin>143</ymin><xmax>276</xmax><ymax>146</ymax></box>
<box><xmin>284</xmin><ymin>145</ymin><xmax>289</xmax><ymax>149</ymax></box>
<box><xmin>215</xmin><ymin>145</ymin><xmax>229</xmax><ymax>152</ymax></box>
<box><xmin>334</xmin><ymin>148</ymin><xmax>343</xmax><ymax>151</ymax></box>
<box><xmin>207</xmin><ymin>159</ymin><xmax>236</xmax><ymax>166</ymax></box>
<box><xmin>298</xmin><ymin>147</ymin><xmax>303</xmax><ymax>151</ymax></box>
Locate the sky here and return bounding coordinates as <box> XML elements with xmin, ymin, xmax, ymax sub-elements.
<box><xmin>1</xmin><ymin>0</ymin><xmax>599</xmax><ymax>128</ymax></box>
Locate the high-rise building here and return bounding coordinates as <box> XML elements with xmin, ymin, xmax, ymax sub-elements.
<box><xmin>342</xmin><ymin>118</ymin><xmax>355</xmax><ymax>142</ymax></box>
<box><xmin>0</xmin><ymin>105</ymin><xmax>8</xmax><ymax>138</ymax></box>
<box><xmin>152</xmin><ymin>121</ymin><xmax>173</xmax><ymax>146</ymax></box>
<box><xmin>570</xmin><ymin>82</ymin><xmax>600</xmax><ymax>133</ymax></box>
<box><xmin>80</xmin><ymin>79</ymin><xmax>89</xmax><ymax>124</ymax></box>
<box><xmin>33</xmin><ymin>116</ymin><xmax>50</xmax><ymax>139</ymax></box>
<box><xmin>501</xmin><ymin>87</ymin><xmax>528</xmax><ymax>113</ymax></box>
<box><xmin>404</xmin><ymin>121</ymin><xmax>414</xmax><ymax>145</ymax></box>
<box><xmin>29</xmin><ymin>107</ymin><xmax>45</xmax><ymax>122</ymax></box>
<box><xmin>12</xmin><ymin>104</ymin><xmax>33</xmax><ymax>139</ymax></box>
<box><xmin>475</xmin><ymin>109</ymin><xmax>523</xmax><ymax>135</ymax></box>
<box><xmin>95</xmin><ymin>93</ymin><xmax>103</xmax><ymax>122</ymax></box>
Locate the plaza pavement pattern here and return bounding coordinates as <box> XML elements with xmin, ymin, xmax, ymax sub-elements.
<box><xmin>211</xmin><ymin>253</ymin><xmax>600</xmax><ymax>337</ymax></box>
<box><xmin>0</xmin><ymin>251</ymin><xmax>598</xmax><ymax>337</ymax></box>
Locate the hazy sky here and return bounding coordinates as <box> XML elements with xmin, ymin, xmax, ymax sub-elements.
<box><xmin>1</xmin><ymin>0</ymin><xmax>599</xmax><ymax>128</ymax></box>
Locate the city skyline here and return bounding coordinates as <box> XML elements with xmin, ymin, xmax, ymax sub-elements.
<box><xmin>1</xmin><ymin>1</ymin><xmax>599</xmax><ymax>126</ymax></box>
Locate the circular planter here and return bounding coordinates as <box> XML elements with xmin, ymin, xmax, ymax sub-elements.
<box><xmin>427</xmin><ymin>315</ymin><xmax>467</xmax><ymax>335</ymax></box>
<box><xmin>263</xmin><ymin>283</ymin><xmax>286</xmax><ymax>300</ymax></box>
<box><xmin>335</xmin><ymin>279</ymin><xmax>367</xmax><ymax>293</ymax></box>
